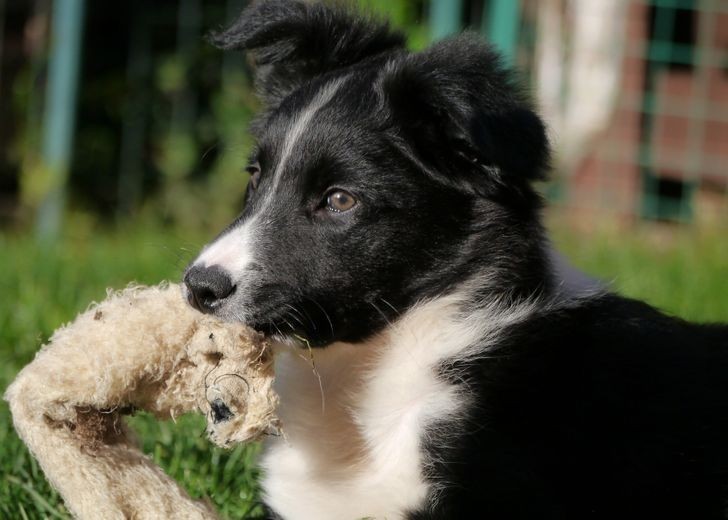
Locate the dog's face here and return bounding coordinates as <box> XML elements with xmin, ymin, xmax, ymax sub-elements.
<box><xmin>184</xmin><ymin>1</ymin><xmax>549</xmax><ymax>346</ymax></box>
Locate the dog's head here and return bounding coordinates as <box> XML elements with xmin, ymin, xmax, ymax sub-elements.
<box><xmin>184</xmin><ymin>0</ymin><xmax>549</xmax><ymax>345</ymax></box>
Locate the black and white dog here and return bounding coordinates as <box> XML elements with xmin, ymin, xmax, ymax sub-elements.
<box><xmin>183</xmin><ymin>2</ymin><xmax>728</xmax><ymax>518</ymax></box>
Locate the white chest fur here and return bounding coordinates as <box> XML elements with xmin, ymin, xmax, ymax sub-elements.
<box><xmin>257</xmin><ymin>247</ymin><xmax>592</xmax><ymax>519</ymax></box>
<box><xmin>259</xmin><ymin>296</ymin><xmax>479</xmax><ymax>520</ymax></box>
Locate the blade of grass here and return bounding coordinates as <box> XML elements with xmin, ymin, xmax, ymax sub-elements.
<box><xmin>6</xmin><ymin>475</ymin><xmax>69</xmax><ymax>519</ymax></box>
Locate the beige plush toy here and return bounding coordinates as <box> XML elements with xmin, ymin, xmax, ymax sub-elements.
<box><xmin>5</xmin><ymin>283</ymin><xmax>280</xmax><ymax>519</ymax></box>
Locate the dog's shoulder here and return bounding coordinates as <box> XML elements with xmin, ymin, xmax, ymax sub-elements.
<box><xmin>415</xmin><ymin>293</ymin><xmax>728</xmax><ymax>518</ymax></box>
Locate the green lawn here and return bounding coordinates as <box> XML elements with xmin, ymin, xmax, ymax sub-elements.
<box><xmin>550</xmin><ymin>220</ymin><xmax>728</xmax><ymax>324</ymax></box>
<box><xmin>0</xmin><ymin>223</ymin><xmax>265</xmax><ymax>519</ymax></box>
<box><xmin>0</xmin><ymin>218</ymin><xmax>726</xmax><ymax>518</ymax></box>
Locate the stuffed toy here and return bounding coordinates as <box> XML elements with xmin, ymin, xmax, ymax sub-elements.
<box><xmin>5</xmin><ymin>283</ymin><xmax>280</xmax><ymax>519</ymax></box>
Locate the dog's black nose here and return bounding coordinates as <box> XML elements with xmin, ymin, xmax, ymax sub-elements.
<box><xmin>184</xmin><ymin>265</ymin><xmax>235</xmax><ymax>313</ymax></box>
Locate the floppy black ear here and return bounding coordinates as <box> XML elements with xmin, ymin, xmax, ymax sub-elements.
<box><xmin>210</xmin><ymin>0</ymin><xmax>405</xmax><ymax>106</ymax></box>
<box><xmin>380</xmin><ymin>35</ymin><xmax>549</xmax><ymax>194</ymax></box>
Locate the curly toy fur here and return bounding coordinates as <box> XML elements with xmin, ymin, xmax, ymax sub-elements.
<box><xmin>5</xmin><ymin>283</ymin><xmax>280</xmax><ymax>520</ymax></box>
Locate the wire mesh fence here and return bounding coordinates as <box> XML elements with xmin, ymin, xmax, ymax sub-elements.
<box><xmin>513</xmin><ymin>0</ymin><xmax>727</xmax><ymax>224</ymax></box>
<box><xmin>0</xmin><ymin>0</ymin><xmax>725</xmax><ymax>233</ymax></box>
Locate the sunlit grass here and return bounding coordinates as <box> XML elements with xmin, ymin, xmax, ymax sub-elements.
<box><xmin>0</xmin><ymin>221</ymin><xmax>266</xmax><ymax>519</ymax></box>
<box><xmin>550</xmin><ymin>218</ymin><xmax>728</xmax><ymax>323</ymax></box>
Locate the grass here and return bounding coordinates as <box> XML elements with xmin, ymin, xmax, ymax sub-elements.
<box><xmin>0</xmin><ymin>216</ymin><xmax>726</xmax><ymax>518</ymax></box>
<box><xmin>549</xmin><ymin>218</ymin><xmax>728</xmax><ymax>323</ymax></box>
<box><xmin>0</xmin><ymin>221</ymin><xmax>266</xmax><ymax>519</ymax></box>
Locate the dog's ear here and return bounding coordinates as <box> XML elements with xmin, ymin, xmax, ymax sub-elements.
<box><xmin>210</xmin><ymin>0</ymin><xmax>405</xmax><ymax>106</ymax></box>
<box><xmin>379</xmin><ymin>35</ymin><xmax>549</xmax><ymax>196</ymax></box>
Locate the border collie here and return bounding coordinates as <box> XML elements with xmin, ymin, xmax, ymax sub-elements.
<box><xmin>183</xmin><ymin>2</ymin><xmax>728</xmax><ymax>518</ymax></box>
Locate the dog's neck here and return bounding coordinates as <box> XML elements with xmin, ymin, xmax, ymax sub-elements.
<box><xmin>261</xmin><ymin>287</ymin><xmax>546</xmax><ymax>519</ymax></box>
<box><xmin>259</xmin><ymin>238</ymin><xmax>598</xmax><ymax>518</ymax></box>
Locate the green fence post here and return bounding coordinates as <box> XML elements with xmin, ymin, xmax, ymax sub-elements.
<box><xmin>0</xmin><ymin>0</ymin><xmax>6</xmax><ymax>99</ymax></box>
<box><xmin>430</xmin><ymin>0</ymin><xmax>463</xmax><ymax>41</ymax></box>
<box><xmin>484</xmin><ymin>0</ymin><xmax>521</xmax><ymax>65</ymax></box>
<box><xmin>36</xmin><ymin>0</ymin><xmax>85</xmax><ymax>243</ymax></box>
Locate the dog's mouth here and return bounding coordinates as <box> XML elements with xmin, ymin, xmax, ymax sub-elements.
<box><xmin>249</xmin><ymin>314</ymin><xmax>334</xmax><ymax>348</ymax></box>
<box><xmin>249</xmin><ymin>320</ymin><xmax>296</xmax><ymax>338</ymax></box>
<box><xmin>181</xmin><ymin>281</ymin><xmax>328</xmax><ymax>346</ymax></box>
<box><xmin>247</xmin><ymin>312</ymin><xmax>310</xmax><ymax>342</ymax></box>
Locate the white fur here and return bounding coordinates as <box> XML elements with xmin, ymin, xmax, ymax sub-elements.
<box><xmin>261</xmin><ymin>290</ymin><xmax>543</xmax><ymax>519</ymax></box>
<box><xmin>195</xmin><ymin>216</ymin><xmax>258</xmax><ymax>273</ymax></box>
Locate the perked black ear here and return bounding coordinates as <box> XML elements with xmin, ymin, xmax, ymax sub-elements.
<box><xmin>210</xmin><ymin>0</ymin><xmax>405</xmax><ymax>106</ymax></box>
<box><xmin>379</xmin><ymin>35</ymin><xmax>549</xmax><ymax>191</ymax></box>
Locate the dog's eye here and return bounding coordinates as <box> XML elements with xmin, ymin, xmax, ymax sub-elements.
<box><xmin>246</xmin><ymin>162</ymin><xmax>261</xmax><ymax>190</ymax></box>
<box><xmin>326</xmin><ymin>190</ymin><xmax>357</xmax><ymax>213</ymax></box>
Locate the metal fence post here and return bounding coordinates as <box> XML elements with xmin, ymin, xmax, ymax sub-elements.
<box><xmin>484</xmin><ymin>0</ymin><xmax>520</xmax><ymax>64</ymax></box>
<box><xmin>36</xmin><ymin>0</ymin><xmax>85</xmax><ymax>243</ymax></box>
<box><xmin>430</xmin><ymin>0</ymin><xmax>463</xmax><ymax>41</ymax></box>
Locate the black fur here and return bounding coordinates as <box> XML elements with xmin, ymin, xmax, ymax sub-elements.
<box><xmin>184</xmin><ymin>2</ymin><xmax>728</xmax><ymax>518</ymax></box>
<box><xmin>415</xmin><ymin>296</ymin><xmax>728</xmax><ymax>519</ymax></box>
<box><xmin>192</xmin><ymin>1</ymin><xmax>551</xmax><ymax>345</ymax></box>
<box><xmin>209</xmin><ymin>0</ymin><xmax>405</xmax><ymax>105</ymax></box>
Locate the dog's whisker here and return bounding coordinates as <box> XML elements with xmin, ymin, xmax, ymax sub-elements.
<box><xmin>369</xmin><ymin>300</ymin><xmax>393</xmax><ymax>329</ymax></box>
<box><xmin>297</xmin><ymin>300</ymin><xmax>318</xmax><ymax>332</ymax></box>
<box><xmin>282</xmin><ymin>304</ymin><xmax>306</xmax><ymax>328</ymax></box>
<box><xmin>379</xmin><ymin>297</ymin><xmax>400</xmax><ymax>316</ymax></box>
<box><xmin>285</xmin><ymin>311</ymin><xmax>305</xmax><ymax>329</ymax></box>
<box><xmin>280</xmin><ymin>314</ymin><xmax>296</xmax><ymax>333</ymax></box>
<box><xmin>200</xmin><ymin>141</ymin><xmax>220</xmax><ymax>162</ymax></box>
<box><xmin>305</xmin><ymin>296</ymin><xmax>334</xmax><ymax>338</ymax></box>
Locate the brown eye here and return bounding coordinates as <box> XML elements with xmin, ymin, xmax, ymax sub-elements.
<box><xmin>326</xmin><ymin>190</ymin><xmax>357</xmax><ymax>213</ymax></box>
<box><xmin>246</xmin><ymin>162</ymin><xmax>261</xmax><ymax>190</ymax></box>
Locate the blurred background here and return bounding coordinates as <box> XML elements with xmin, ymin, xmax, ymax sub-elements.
<box><xmin>0</xmin><ymin>0</ymin><xmax>726</xmax><ymax>518</ymax></box>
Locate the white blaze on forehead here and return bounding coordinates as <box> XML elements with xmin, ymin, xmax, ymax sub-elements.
<box><xmin>264</xmin><ymin>77</ymin><xmax>346</xmax><ymax>204</ymax></box>
<box><xmin>192</xmin><ymin>78</ymin><xmax>345</xmax><ymax>277</ymax></box>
